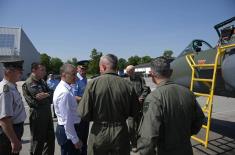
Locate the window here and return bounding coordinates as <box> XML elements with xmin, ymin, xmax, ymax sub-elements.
<box><xmin>0</xmin><ymin>34</ymin><xmax>15</xmax><ymax>48</ymax></box>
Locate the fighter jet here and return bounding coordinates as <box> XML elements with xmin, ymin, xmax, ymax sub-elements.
<box><xmin>170</xmin><ymin>16</ymin><xmax>235</xmax><ymax>98</ymax></box>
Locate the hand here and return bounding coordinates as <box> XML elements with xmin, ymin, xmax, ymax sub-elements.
<box><xmin>138</xmin><ymin>97</ymin><xmax>144</xmax><ymax>103</ymax></box>
<box><xmin>11</xmin><ymin>139</ymin><xmax>22</xmax><ymax>154</ymax></box>
<box><xmin>36</xmin><ymin>92</ymin><xmax>49</xmax><ymax>100</ymax></box>
<box><xmin>74</xmin><ymin>140</ymin><xmax>83</xmax><ymax>149</ymax></box>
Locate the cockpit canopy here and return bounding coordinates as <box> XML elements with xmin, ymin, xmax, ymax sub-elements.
<box><xmin>178</xmin><ymin>39</ymin><xmax>213</xmax><ymax>57</ymax></box>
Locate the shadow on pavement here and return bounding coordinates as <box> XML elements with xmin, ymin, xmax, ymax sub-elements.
<box><xmin>193</xmin><ymin>118</ymin><xmax>235</xmax><ymax>154</ymax></box>
<box><xmin>193</xmin><ymin>136</ymin><xmax>235</xmax><ymax>155</ymax></box>
<box><xmin>210</xmin><ymin>118</ymin><xmax>235</xmax><ymax>139</ymax></box>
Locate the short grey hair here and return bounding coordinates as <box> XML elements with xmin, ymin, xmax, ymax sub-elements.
<box><xmin>60</xmin><ymin>63</ymin><xmax>75</xmax><ymax>75</ymax></box>
<box><xmin>150</xmin><ymin>57</ymin><xmax>172</xmax><ymax>77</ymax></box>
<box><xmin>100</xmin><ymin>54</ymin><xmax>118</xmax><ymax>70</ymax></box>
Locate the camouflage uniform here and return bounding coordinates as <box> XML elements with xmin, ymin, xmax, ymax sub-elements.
<box><xmin>78</xmin><ymin>72</ymin><xmax>139</xmax><ymax>155</ymax></box>
<box><xmin>137</xmin><ymin>80</ymin><xmax>205</xmax><ymax>155</ymax></box>
<box><xmin>22</xmin><ymin>74</ymin><xmax>55</xmax><ymax>155</ymax></box>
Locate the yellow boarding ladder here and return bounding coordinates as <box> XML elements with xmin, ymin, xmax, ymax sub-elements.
<box><xmin>186</xmin><ymin>43</ymin><xmax>235</xmax><ymax>148</ymax></box>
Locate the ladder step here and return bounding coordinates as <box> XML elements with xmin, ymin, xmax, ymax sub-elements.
<box><xmin>192</xmin><ymin>64</ymin><xmax>215</xmax><ymax>67</ymax></box>
<box><xmin>191</xmin><ymin>136</ymin><xmax>206</xmax><ymax>145</ymax></box>
<box><xmin>193</xmin><ymin>78</ymin><xmax>213</xmax><ymax>82</ymax></box>
<box><xmin>194</xmin><ymin>92</ymin><xmax>210</xmax><ymax>97</ymax></box>
<box><xmin>202</xmin><ymin>109</ymin><xmax>209</xmax><ymax>113</ymax></box>
<box><xmin>202</xmin><ymin>125</ymin><xmax>208</xmax><ymax>129</ymax></box>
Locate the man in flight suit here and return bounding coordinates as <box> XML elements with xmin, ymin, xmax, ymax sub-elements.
<box><xmin>22</xmin><ymin>62</ymin><xmax>55</xmax><ymax>155</ymax></box>
<box><xmin>125</xmin><ymin>65</ymin><xmax>150</xmax><ymax>149</ymax></box>
<box><xmin>78</xmin><ymin>54</ymin><xmax>139</xmax><ymax>155</ymax></box>
<box><xmin>136</xmin><ymin>57</ymin><xmax>205</xmax><ymax>155</ymax></box>
<box><xmin>0</xmin><ymin>59</ymin><xmax>26</xmax><ymax>155</ymax></box>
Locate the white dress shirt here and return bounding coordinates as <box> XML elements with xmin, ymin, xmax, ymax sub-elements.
<box><xmin>53</xmin><ymin>80</ymin><xmax>81</xmax><ymax>144</ymax></box>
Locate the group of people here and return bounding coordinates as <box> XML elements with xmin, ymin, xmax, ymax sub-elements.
<box><xmin>0</xmin><ymin>53</ymin><xmax>205</xmax><ymax>155</ymax></box>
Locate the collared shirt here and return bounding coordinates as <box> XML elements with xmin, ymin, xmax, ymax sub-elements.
<box><xmin>47</xmin><ymin>79</ymin><xmax>59</xmax><ymax>91</ymax></box>
<box><xmin>74</xmin><ymin>73</ymin><xmax>87</xmax><ymax>97</ymax></box>
<box><xmin>76</xmin><ymin>72</ymin><xmax>82</xmax><ymax>80</ymax></box>
<box><xmin>0</xmin><ymin>79</ymin><xmax>26</xmax><ymax>133</ymax></box>
<box><xmin>53</xmin><ymin>80</ymin><xmax>81</xmax><ymax>144</ymax></box>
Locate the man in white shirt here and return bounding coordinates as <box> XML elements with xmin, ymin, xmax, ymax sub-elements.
<box><xmin>53</xmin><ymin>64</ymin><xmax>83</xmax><ymax>155</ymax></box>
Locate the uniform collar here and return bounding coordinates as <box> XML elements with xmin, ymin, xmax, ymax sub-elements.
<box><xmin>156</xmin><ymin>80</ymin><xmax>174</xmax><ymax>88</ymax></box>
<box><xmin>30</xmin><ymin>74</ymin><xmax>40</xmax><ymax>82</ymax></box>
<box><xmin>3</xmin><ymin>78</ymin><xmax>16</xmax><ymax>89</ymax></box>
<box><xmin>60</xmin><ymin>80</ymin><xmax>72</xmax><ymax>91</ymax></box>
<box><xmin>103</xmin><ymin>71</ymin><xmax>118</xmax><ymax>76</ymax></box>
<box><xmin>77</xmin><ymin>72</ymin><xmax>86</xmax><ymax>80</ymax></box>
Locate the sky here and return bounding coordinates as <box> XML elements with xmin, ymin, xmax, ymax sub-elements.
<box><xmin>0</xmin><ymin>0</ymin><xmax>234</xmax><ymax>62</ymax></box>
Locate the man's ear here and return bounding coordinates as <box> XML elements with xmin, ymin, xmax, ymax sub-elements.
<box><xmin>61</xmin><ymin>72</ymin><xmax>66</xmax><ymax>78</ymax></box>
<box><xmin>100</xmin><ymin>64</ymin><xmax>106</xmax><ymax>72</ymax></box>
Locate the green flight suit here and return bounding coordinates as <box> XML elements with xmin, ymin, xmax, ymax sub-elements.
<box><xmin>22</xmin><ymin>75</ymin><xmax>55</xmax><ymax>155</ymax></box>
<box><xmin>126</xmin><ymin>75</ymin><xmax>150</xmax><ymax>99</ymax></box>
<box><xmin>78</xmin><ymin>72</ymin><xmax>139</xmax><ymax>155</ymax></box>
<box><xmin>126</xmin><ymin>75</ymin><xmax>150</xmax><ymax>147</ymax></box>
<box><xmin>137</xmin><ymin>80</ymin><xmax>205</xmax><ymax>155</ymax></box>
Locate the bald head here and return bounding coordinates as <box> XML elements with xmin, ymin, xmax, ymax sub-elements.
<box><xmin>60</xmin><ymin>63</ymin><xmax>77</xmax><ymax>84</ymax></box>
<box><xmin>126</xmin><ymin>65</ymin><xmax>135</xmax><ymax>76</ymax></box>
<box><xmin>99</xmin><ymin>54</ymin><xmax>118</xmax><ymax>74</ymax></box>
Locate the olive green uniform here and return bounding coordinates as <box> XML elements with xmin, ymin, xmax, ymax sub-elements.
<box><xmin>137</xmin><ymin>81</ymin><xmax>205</xmax><ymax>155</ymax></box>
<box><xmin>22</xmin><ymin>75</ymin><xmax>55</xmax><ymax>155</ymax></box>
<box><xmin>126</xmin><ymin>75</ymin><xmax>150</xmax><ymax>147</ymax></box>
<box><xmin>0</xmin><ymin>79</ymin><xmax>26</xmax><ymax>155</ymax></box>
<box><xmin>126</xmin><ymin>76</ymin><xmax>150</xmax><ymax>99</ymax></box>
<box><xmin>78</xmin><ymin>72</ymin><xmax>139</xmax><ymax>155</ymax></box>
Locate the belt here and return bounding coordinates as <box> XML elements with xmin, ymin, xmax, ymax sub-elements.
<box><xmin>13</xmin><ymin>122</ymin><xmax>24</xmax><ymax>127</ymax></box>
<box><xmin>93</xmin><ymin>121</ymin><xmax>126</xmax><ymax>127</ymax></box>
<box><xmin>57</xmin><ymin>123</ymin><xmax>79</xmax><ymax>129</ymax></box>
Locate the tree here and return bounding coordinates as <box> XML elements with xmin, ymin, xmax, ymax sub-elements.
<box><xmin>40</xmin><ymin>53</ymin><xmax>51</xmax><ymax>72</ymax></box>
<box><xmin>66</xmin><ymin>57</ymin><xmax>78</xmax><ymax>66</ymax></box>
<box><xmin>50</xmin><ymin>57</ymin><xmax>63</xmax><ymax>74</ymax></box>
<box><xmin>141</xmin><ymin>56</ymin><xmax>152</xmax><ymax>64</ymax></box>
<box><xmin>118</xmin><ymin>58</ymin><xmax>127</xmax><ymax>70</ymax></box>
<box><xmin>163</xmin><ymin>50</ymin><xmax>174</xmax><ymax>58</ymax></box>
<box><xmin>127</xmin><ymin>55</ymin><xmax>141</xmax><ymax>66</ymax></box>
<box><xmin>88</xmin><ymin>48</ymin><xmax>102</xmax><ymax>75</ymax></box>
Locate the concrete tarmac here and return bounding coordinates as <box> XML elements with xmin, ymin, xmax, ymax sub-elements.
<box><xmin>17</xmin><ymin>77</ymin><xmax>235</xmax><ymax>155</ymax></box>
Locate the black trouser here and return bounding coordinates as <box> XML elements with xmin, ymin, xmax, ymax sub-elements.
<box><xmin>77</xmin><ymin>120</ymin><xmax>89</xmax><ymax>155</ymax></box>
<box><xmin>0</xmin><ymin>122</ymin><xmax>24</xmax><ymax>155</ymax></box>
<box><xmin>29</xmin><ymin>107</ymin><xmax>55</xmax><ymax>155</ymax></box>
<box><xmin>56</xmin><ymin>124</ymin><xmax>81</xmax><ymax>155</ymax></box>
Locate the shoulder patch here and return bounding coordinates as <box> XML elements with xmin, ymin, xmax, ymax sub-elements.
<box><xmin>3</xmin><ymin>84</ymin><xmax>9</xmax><ymax>92</ymax></box>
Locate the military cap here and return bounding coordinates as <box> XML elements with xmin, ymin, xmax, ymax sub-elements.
<box><xmin>151</xmin><ymin>57</ymin><xmax>172</xmax><ymax>75</ymax></box>
<box><xmin>0</xmin><ymin>58</ymin><xmax>24</xmax><ymax>70</ymax></box>
<box><xmin>77</xmin><ymin>60</ymin><xmax>89</xmax><ymax>69</ymax></box>
<box><xmin>77</xmin><ymin>65</ymin><xmax>87</xmax><ymax>69</ymax></box>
